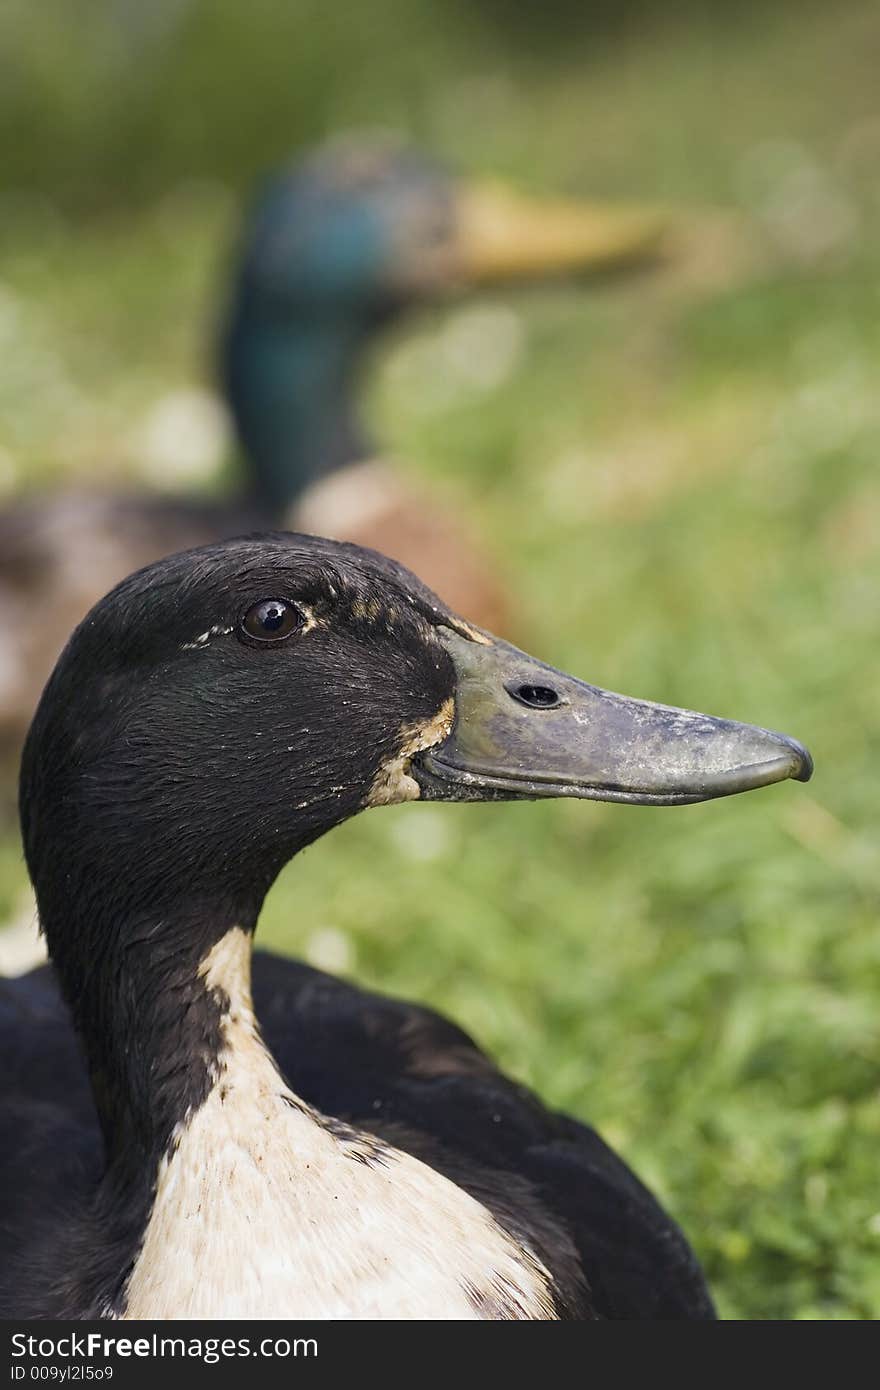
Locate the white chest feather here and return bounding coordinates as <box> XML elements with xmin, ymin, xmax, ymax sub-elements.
<box><xmin>121</xmin><ymin>931</ymin><xmax>556</xmax><ymax>1321</ymax></box>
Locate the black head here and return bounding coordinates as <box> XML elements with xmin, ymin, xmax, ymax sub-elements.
<box><xmin>21</xmin><ymin>531</ymin><xmax>811</xmax><ymax>984</ymax></box>
<box><xmin>20</xmin><ymin>534</ymin><xmax>471</xmax><ymax>945</ymax></box>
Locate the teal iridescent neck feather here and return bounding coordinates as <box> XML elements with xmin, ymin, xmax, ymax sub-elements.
<box><xmin>220</xmin><ymin>149</ymin><xmax>442</xmax><ymax>516</ymax></box>
<box><xmin>223</xmin><ymin>298</ymin><xmax>376</xmax><ymax>513</ymax></box>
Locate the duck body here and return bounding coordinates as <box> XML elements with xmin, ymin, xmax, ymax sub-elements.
<box><xmin>1</xmin><ymin>953</ymin><xmax>711</xmax><ymax>1320</ymax></box>
<box><xmin>1</xmin><ymin>534</ymin><xmax>811</xmax><ymax>1319</ymax></box>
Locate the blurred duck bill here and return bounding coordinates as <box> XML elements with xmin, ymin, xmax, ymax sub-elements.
<box><xmin>413</xmin><ymin>630</ymin><xmax>813</xmax><ymax>807</ymax></box>
<box><xmin>451</xmin><ymin>180</ymin><xmax>670</xmax><ymax>283</ymax></box>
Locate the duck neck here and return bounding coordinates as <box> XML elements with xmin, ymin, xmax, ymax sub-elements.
<box><xmin>223</xmin><ymin>298</ymin><xmax>380</xmax><ymax>514</ymax></box>
<box><xmin>44</xmin><ymin>893</ymin><xmax>264</xmax><ymax>1181</ymax></box>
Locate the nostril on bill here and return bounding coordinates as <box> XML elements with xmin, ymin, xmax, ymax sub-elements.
<box><xmin>507</xmin><ymin>682</ymin><xmax>562</xmax><ymax>710</ymax></box>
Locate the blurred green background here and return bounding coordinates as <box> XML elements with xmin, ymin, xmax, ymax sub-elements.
<box><xmin>1</xmin><ymin>0</ymin><xmax>878</xmax><ymax>1318</ymax></box>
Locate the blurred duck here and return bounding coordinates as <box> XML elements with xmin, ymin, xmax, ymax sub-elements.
<box><xmin>0</xmin><ymin>533</ymin><xmax>812</xmax><ymax>1317</ymax></box>
<box><xmin>0</xmin><ymin>137</ymin><xmax>667</xmax><ymax>758</ymax></box>
<box><xmin>222</xmin><ymin>137</ymin><xmax>668</xmax><ymax>608</ymax></box>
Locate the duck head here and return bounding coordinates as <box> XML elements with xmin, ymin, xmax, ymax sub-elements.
<box><xmin>222</xmin><ymin>137</ymin><xmax>667</xmax><ymax>512</ymax></box>
<box><xmin>22</xmin><ymin>534</ymin><xmax>811</xmax><ymax>968</ymax></box>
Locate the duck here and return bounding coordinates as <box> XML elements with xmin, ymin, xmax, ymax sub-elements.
<box><xmin>0</xmin><ymin>533</ymin><xmax>812</xmax><ymax>1320</ymax></box>
<box><xmin>0</xmin><ymin>136</ymin><xmax>668</xmax><ymax>766</ymax></box>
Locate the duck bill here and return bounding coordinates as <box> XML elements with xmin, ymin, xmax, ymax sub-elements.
<box><xmin>413</xmin><ymin>630</ymin><xmax>812</xmax><ymax>807</ymax></box>
<box><xmin>450</xmin><ymin>180</ymin><xmax>670</xmax><ymax>285</ymax></box>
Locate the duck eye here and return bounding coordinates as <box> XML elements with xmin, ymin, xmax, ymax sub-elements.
<box><xmin>241</xmin><ymin>599</ymin><xmax>303</xmax><ymax>643</ymax></box>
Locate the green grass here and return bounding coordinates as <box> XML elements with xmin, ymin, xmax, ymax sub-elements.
<box><xmin>1</xmin><ymin>0</ymin><xmax>878</xmax><ymax>1319</ymax></box>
